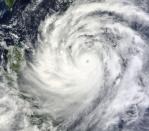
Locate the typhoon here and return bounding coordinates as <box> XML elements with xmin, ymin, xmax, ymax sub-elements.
<box><xmin>1</xmin><ymin>0</ymin><xmax>149</xmax><ymax>131</ymax></box>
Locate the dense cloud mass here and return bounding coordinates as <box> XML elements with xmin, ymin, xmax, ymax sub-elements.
<box><xmin>0</xmin><ymin>0</ymin><xmax>149</xmax><ymax>131</ymax></box>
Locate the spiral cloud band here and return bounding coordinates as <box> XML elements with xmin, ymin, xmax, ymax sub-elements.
<box><xmin>19</xmin><ymin>0</ymin><xmax>149</xmax><ymax>131</ymax></box>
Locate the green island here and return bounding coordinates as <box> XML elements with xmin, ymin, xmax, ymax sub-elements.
<box><xmin>4</xmin><ymin>0</ymin><xmax>15</xmax><ymax>8</ymax></box>
<box><xmin>7</xmin><ymin>46</ymin><xmax>24</xmax><ymax>73</ymax></box>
